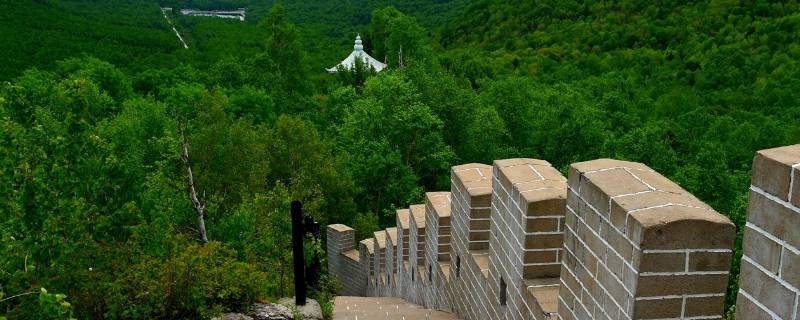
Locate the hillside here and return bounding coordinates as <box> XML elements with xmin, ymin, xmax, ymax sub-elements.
<box><xmin>440</xmin><ymin>0</ymin><xmax>800</xmax><ymax>118</ymax></box>
<box><xmin>0</xmin><ymin>1</ymin><xmax>798</xmax><ymax>319</ymax></box>
<box><xmin>0</xmin><ymin>0</ymin><xmax>468</xmax><ymax>80</ymax></box>
<box><xmin>165</xmin><ymin>0</ymin><xmax>469</xmax><ymax>74</ymax></box>
<box><xmin>0</xmin><ymin>0</ymin><xmax>184</xmax><ymax>80</ymax></box>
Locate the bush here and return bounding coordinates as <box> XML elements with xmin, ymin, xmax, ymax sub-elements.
<box><xmin>313</xmin><ymin>276</ymin><xmax>341</xmax><ymax>320</ymax></box>
<box><xmin>102</xmin><ymin>241</ymin><xmax>269</xmax><ymax>319</ymax></box>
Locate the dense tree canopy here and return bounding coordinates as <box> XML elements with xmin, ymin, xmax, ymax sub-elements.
<box><xmin>1</xmin><ymin>1</ymin><xmax>798</xmax><ymax>319</ymax></box>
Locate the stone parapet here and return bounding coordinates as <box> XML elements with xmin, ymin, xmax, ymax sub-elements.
<box><xmin>396</xmin><ymin>209</ymin><xmax>411</xmax><ymax>299</ymax></box>
<box><xmin>384</xmin><ymin>227</ymin><xmax>398</xmax><ymax>296</ymax></box>
<box><xmin>406</xmin><ymin>203</ymin><xmax>426</xmax><ymax>305</ymax></box>
<box><xmin>736</xmin><ymin>144</ymin><xmax>800</xmax><ymax>320</ymax></box>
<box><xmin>320</xmin><ymin>147</ymin><xmax>800</xmax><ymax>319</ymax></box>
<box><xmin>449</xmin><ymin>163</ymin><xmax>494</xmax><ymax>319</ymax></box>
<box><xmin>423</xmin><ymin>192</ymin><xmax>452</xmax><ymax>309</ymax></box>
<box><xmin>372</xmin><ymin>230</ymin><xmax>388</xmax><ymax>289</ymax></box>
<box><xmin>559</xmin><ymin>159</ymin><xmax>734</xmax><ymax>319</ymax></box>
<box><xmin>490</xmin><ymin>159</ymin><xmax>567</xmax><ymax>320</ymax></box>
<box><xmin>326</xmin><ymin>224</ymin><xmax>364</xmax><ymax>296</ymax></box>
<box><xmin>359</xmin><ymin>238</ymin><xmax>375</xmax><ymax>295</ymax></box>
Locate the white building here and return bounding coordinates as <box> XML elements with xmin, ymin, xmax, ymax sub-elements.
<box><xmin>327</xmin><ymin>35</ymin><xmax>387</xmax><ymax>73</ymax></box>
<box><xmin>179</xmin><ymin>8</ymin><xmax>246</xmax><ymax>22</ymax></box>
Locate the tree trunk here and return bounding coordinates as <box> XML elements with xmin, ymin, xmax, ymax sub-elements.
<box><xmin>180</xmin><ymin>130</ymin><xmax>208</xmax><ymax>243</ymax></box>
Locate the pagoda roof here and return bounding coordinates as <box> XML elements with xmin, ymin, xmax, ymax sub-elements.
<box><xmin>327</xmin><ymin>34</ymin><xmax>386</xmax><ymax>73</ymax></box>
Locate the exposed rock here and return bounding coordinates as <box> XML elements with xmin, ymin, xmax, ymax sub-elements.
<box><xmin>212</xmin><ymin>313</ymin><xmax>253</xmax><ymax>320</ymax></box>
<box><xmin>250</xmin><ymin>302</ymin><xmax>294</xmax><ymax>320</ymax></box>
<box><xmin>278</xmin><ymin>297</ymin><xmax>323</xmax><ymax>320</ymax></box>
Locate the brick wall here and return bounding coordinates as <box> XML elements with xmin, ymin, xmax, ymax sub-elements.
<box><xmin>490</xmin><ymin>159</ymin><xmax>567</xmax><ymax>320</ymax></box>
<box><xmin>326</xmin><ymin>224</ymin><xmax>353</xmax><ymax>283</ymax></box>
<box><xmin>326</xmin><ymin>224</ymin><xmax>365</xmax><ymax>296</ymax></box>
<box><xmin>423</xmin><ymin>192</ymin><xmax>452</xmax><ymax>310</ymax></box>
<box><xmin>384</xmin><ymin>227</ymin><xmax>398</xmax><ymax>296</ymax></box>
<box><xmin>358</xmin><ymin>238</ymin><xmax>375</xmax><ymax>296</ymax></box>
<box><xmin>406</xmin><ymin>204</ymin><xmax>426</xmax><ymax>305</ymax></box>
<box><xmin>321</xmin><ymin>148</ymin><xmax>800</xmax><ymax>319</ymax></box>
<box><xmin>559</xmin><ymin>159</ymin><xmax>734</xmax><ymax>319</ymax></box>
<box><xmin>736</xmin><ymin>144</ymin><xmax>800</xmax><ymax>320</ymax></box>
<box><xmin>396</xmin><ymin>209</ymin><xmax>411</xmax><ymax>299</ymax></box>
<box><xmin>372</xmin><ymin>230</ymin><xmax>388</xmax><ymax>292</ymax></box>
<box><xmin>449</xmin><ymin>163</ymin><xmax>494</xmax><ymax>319</ymax></box>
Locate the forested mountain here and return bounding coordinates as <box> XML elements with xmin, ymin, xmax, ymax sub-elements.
<box><xmin>0</xmin><ymin>0</ymin><xmax>467</xmax><ymax>80</ymax></box>
<box><xmin>159</xmin><ymin>0</ymin><xmax>467</xmax><ymax>27</ymax></box>
<box><xmin>0</xmin><ymin>1</ymin><xmax>184</xmax><ymax>80</ymax></box>
<box><xmin>1</xmin><ymin>0</ymin><xmax>798</xmax><ymax>319</ymax></box>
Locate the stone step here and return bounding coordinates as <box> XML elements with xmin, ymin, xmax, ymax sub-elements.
<box><xmin>333</xmin><ymin>296</ymin><xmax>458</xmax><ymax>320</ymax></box>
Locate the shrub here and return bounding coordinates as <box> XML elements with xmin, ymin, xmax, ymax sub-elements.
<box><xmin>102</xmin><ymin>241</ymin><xmax>269</xmax><ymax>319</ymax></box>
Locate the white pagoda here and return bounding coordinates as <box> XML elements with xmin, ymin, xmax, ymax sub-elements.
<box><xmin>327</xmin><ymin>34</ymin><xmax>386</xmax><ymax>73</ymax></box>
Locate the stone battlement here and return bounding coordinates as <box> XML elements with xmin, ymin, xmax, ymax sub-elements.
<box><xmin>327</xmin><ymin>145</ymin><xmax>800</xmax><ymax>319</ymax></box>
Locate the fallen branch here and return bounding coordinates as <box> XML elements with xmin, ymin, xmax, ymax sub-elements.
<box><xmin>179</xmin><ymin>127</ymin><xmax>208</xmax><ymax>243</ymax></box>
<box><xmin>0</xmin><ymin>291</ymin><xmax>38</xmax><ymax>304</ymax></box>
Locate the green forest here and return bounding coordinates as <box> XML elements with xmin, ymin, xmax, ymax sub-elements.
<box><xmin>1</xmin><ymin>0</ymin><xmax>798</xmax><ymax>319</ymax></box>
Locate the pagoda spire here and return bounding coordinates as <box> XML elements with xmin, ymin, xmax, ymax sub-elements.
<box><xmin>354</xmin><ymin>34</ymin><xmax>364</xmax><ymax>53</ymax></box>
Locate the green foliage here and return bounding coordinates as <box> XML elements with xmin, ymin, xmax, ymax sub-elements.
<box><xmin>369</xmin><ymin>7</ymin><xmax>431</xmax><ymax>67</ymax></box>
<box><xmin>260</xmin><ymin>4</ymin><xmax>311</xmax><ymax>101</ymax></box>
<box><xmin>352</xmin><ymin>212</ymin><xmax>380</xmax><ymax>242</ymax></box>
<box><xmin>336</xmin><ymin>72</ymin><xmax>459</xmax><ymax>224</ymax></box>
<box><xmin>313</xmin><ymin>276</ymin><xmax>341</xmax><ymax>320</ymax></box>
<box><xmin>1</xmin><ymin>0</ymin><xmax>798</xmax><ymax>317</ymax></box>
<box><xmin>0</xmin><ymin>0</ymin><xmax>182</xmax><ymax>80</ymax></box>
<box><xmin>289</xmin><ymin>305</ymin><xmax>304</xmax><ymax>320</ymax></box>
<box><xmin>102</xmin><ymin>241</ymin><xmax>269</xmax><ymax>319</ymax></box>
<box><xmin>0</xmin><ymin>50</ymin><xmax>339</xmax><ymax>318</ymax></box>
<box><xmin>0</xmin><ymin>288</ymin><xmax>75</xmax><ymax>320</ymax></box>
<box><xmin>37</xmin><ymin>288</ymin><xmax>76</xmax><ymax>320</ymax></box>
<box><xmin>334</xmin><ymin>58</ymin><xmax>377</xmax><ymax>90</ymax></box>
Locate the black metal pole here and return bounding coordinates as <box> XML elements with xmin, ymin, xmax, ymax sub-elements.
<box><xmin>291</xmin><ymin>200</ymin><xmax>306</xmax><ymax>306</ymax></box>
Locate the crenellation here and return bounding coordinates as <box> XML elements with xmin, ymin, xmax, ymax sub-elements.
<box><xmin>490</xmin><ymin>158</ymin><xmax>567</xmax><ymax>320</ymax></box>
<box><xmin>751</xmin><ymin>145</ymin><xmax>800</xmax><ymax>202</ymax></box>
<box><xmin>791</xmin><ymin>164</ymin><xmax>800</xmax><ymax>208</ymax></box>
<box><xmin>449</xmin><ymin>163</ymin><xmax>494</xmax><ymax>319</ymax></box>
<box><xmin>736</xmin><ymin>144</ymin><xmax>800</xmax><ymax>320</ymax></box>
<box><xmin>396</xmin><ymin>209</ymin><xmax>411</xmax><ymax>299</ymax></box>
<box><xmin>359</xmin><ymin>238</ymin><xmax>375</xmax><ymax>295</ymax></box>
<box><xmin>372</xmin><ymin>229</ymin><xmax>388</xmax><ymax>293</ymax></box>
<box><xmin>560</xmin><ymin>158</ymin><xmax>734</xmax><ymax>320</ymax></box>
<box><xmin>384</xmin><ymin>227</ymin><xmax>398</xmax><ymax>296</ymax></box>
<box><xmin>327</xmin><ymin>224</ymin><xmax>366</xmax><ymax>296</ymax></box>
<box><xmin>406</xmin><ymin>203</ymin><xmax>427</xmax><ymax>304</ymax></box>
<box><xmin>326</xmin><ymin>147</ymin><xmax>798</xmax><ymax>320</ymax></box>
<box><xmin>423</xmin><ymin>191</ymin><xmax>452</xmax><ymax>309</ymax></box>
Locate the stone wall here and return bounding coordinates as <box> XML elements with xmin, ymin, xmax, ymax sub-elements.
<box><xmin>358</xmin><ymin>238</ymin><xmax>374</xmax><ymax>296</ymax></box>
<box><xmin>736</xmin><ymin>144</ymin><xmax>800</xmax><ymax>320</ymax></box>
<box><xmin>490</xmin><ymin>159</ymin><xmax>567</xmax><ymax>320</ymax></box>
<box><xmin>559</xmin><ymin>159</ymin><xmax>734</xmax><ymax>319</ymax></box>
<box><xmin>383</xmin><ymin>227</ymin><xmax>398</xmax><ymax>296</ymax></box>
<box><xmin>323</xmin><ymin>146</ymin><xmax>800</xmax><ymax>319</ymax></box>
<box><xmin>396</xmin><ymin>209</ymin><xmax>411</xmax><ymax>299</ymax></box>
<box><xmin>450</xmin><ymin>163</ymin><xmax>494</xmax><ymax>319</ymax></box>
<box><xmin>423</xmin><ymin>192</ymin><xmax>452</xmax><ymax>310</ymax></box>
<box><xmin>406</xmin><ymin>204</ymin><xmax>426</xmax><ymax>304</ymax></box>
<box><xmin>372</xmin><ymin>230</ymin><xmax>387</xmax><ymax>292</ymax></box>
<box><xmin>326</xmin><ymin>224</ymin><xmax>365</xmax><ymax>296</ymax></box>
